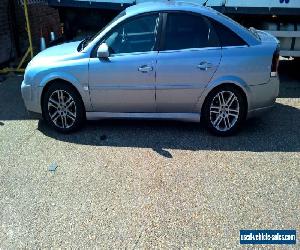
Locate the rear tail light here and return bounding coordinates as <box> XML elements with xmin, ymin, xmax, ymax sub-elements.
<box><xmin>271</xmin><ymin>47</ymin><xmax>280</xmax><ymax>77</ymax></box>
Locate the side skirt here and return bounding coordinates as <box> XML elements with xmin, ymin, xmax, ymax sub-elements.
<box><xmin>86</xmin><ymin>112</ymin><xmax>201</xmax><ymax>122</ymax></box>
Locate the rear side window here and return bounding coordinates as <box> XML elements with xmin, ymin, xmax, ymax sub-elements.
<box><xmin>163</xmin><ymin>13</ymin><xmax>220</xmax><ymax>51</ymax></box>
<box><xmin>210</xmin><ymin>19</ymin><xmax>247</xmax><ymax>47</ymax></box>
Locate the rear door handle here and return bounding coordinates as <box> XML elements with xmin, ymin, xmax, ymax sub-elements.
<box><xmin>197</xmin><ymin>62</ymin><xmax>213</xmax><ymax>70</ymax></box>
<box><xmin>138</xmin><ymin>65</ymin><xmax>153</xmax><ymax>73</ymax></box>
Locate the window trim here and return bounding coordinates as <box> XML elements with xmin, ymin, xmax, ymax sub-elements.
<box><xmin>90</xmin><ymin>11</ymin><xmax>163</xmax><ymax>58</ymax></box>
<box><xmin>206</xmin><ymin>16</ymin><xmax>249</xmax><ymax>48</ymax></box>
<box><xmin>158</xmin><ymin>10</ymin><xmax>248</xmax><ymax>53</ymax></box>
<box><xmin>158</xmin><ymin>47</ymin><xmax>222</xmax><ymax>55</ymax></box>
<box><xmin>159</xmin><ymin>10</ymin><xmax>221</xmax><ymax>52</ymax></box>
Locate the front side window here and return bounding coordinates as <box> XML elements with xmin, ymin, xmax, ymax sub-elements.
<box><xmin>163</xmin><ymin>13</ymin><xmax>219</xmax><ymax>51</ymax></box>
<box><xmin>103</xmin><ymin>13</ymin><xmax>159</xmax><ymax>55</ymax></box>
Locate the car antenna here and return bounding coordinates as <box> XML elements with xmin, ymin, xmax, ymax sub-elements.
<box><xmin>203</xmin><ymin>0</ymin><xmax>209</xmax><ymax>6</ymax></box>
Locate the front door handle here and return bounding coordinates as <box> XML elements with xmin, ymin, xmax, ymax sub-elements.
<box><xmin>138</xmin><ymin>65</ymin><xmax>153</xmax><ymax>73</ymax></box>
<box><xmin>197</xmin><ymin>62</ymin><xmax>213</xmax><ymax>71</ymax></box>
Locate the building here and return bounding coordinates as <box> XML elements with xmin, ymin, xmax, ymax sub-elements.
<box><xmin>0</xmin><ymin>0</ymin><xmax>61</xmax><ymax>66</ymax></box>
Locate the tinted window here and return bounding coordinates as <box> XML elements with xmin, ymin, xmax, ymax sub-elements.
<box><xmin>163</xmin><ymin>13</ymin><xmax>219</xmax><ymax>51</ymax></box>
<box><xmin>104</xmin><ymin>14</ymin><xmax>159</xmax><ymax>54</ymax></box>
<box><xmin>210</xmin><ymin>19</ymin><xmax>247</xmax><ymax>47</ymax></box>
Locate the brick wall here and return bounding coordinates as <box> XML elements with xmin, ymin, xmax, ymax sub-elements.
<box><xmin>0</xmin><ymin>0</ymin><xmax>15</xmax><ymax>65</ymax></box>
<box><xmin>0</xmin><ymin>0</ymin><xmax>61</xmax><ymax>65</ymax></box>
<box><xmin>29</xmin><ymin>4</ymin><xmax>61</xmax><ymax>48</ymax></box>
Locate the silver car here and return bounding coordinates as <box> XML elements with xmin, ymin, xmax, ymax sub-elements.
<box><xmin>21</xmin><ymin>2</ymin><xmax>280</xmax><ymax>136</ymax></box>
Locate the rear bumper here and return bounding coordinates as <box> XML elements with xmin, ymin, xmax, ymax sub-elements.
<box><xmin>247</xmin><ymin>76</ymin><xmax>279</xmax><ymax>118</ymax></box>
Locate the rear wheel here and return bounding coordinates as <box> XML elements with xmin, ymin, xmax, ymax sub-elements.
<box><xmin>202</xmin><ymin>85</ymin><xmax>247</xmax><ymax>136</ymax></box>
<box><xmin>42</xmin><ymin>82</ymin><xmax>85</xmax><ymax>133</ymax></box>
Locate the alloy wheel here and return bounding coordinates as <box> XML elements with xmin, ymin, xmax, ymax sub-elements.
<box><xmin>47</xmin><ymin>90</ymin><xmax>77</xmax><ymax>129</ymax></box>
<box><xmin>209</xmin><ymin>90</ymin><xmax>240</xmax><ymax>132</ymax></box>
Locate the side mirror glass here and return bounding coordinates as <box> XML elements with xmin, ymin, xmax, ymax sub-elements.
<box><xmin>97</xmin><ymin>43</ymin><xmax>109</xmax><ymax>58</ymax></box>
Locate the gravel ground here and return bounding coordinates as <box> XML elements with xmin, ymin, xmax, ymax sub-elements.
<box><xmin>0</xmin><ymin>61</ymin><xmax>299</xmax><ymax>248</ymax></box>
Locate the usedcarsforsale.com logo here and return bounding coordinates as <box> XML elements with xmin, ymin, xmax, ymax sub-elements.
<box><xmin>240</xmin><ymin>230</ymin><xmax>296</xmax><ymax>244</ymax></box>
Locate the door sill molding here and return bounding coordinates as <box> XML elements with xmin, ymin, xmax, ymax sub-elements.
<box><xmin>86</xmin><ymin>112</ymin><xmax>200</xmax><ymax>122</ymax></box>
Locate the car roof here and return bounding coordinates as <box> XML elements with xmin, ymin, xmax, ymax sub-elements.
<box><xmin>124</xmin><ymin>1</ymin><xmax>260</xmax><ymax>46</ymax></box>
<box><xmin>84</xmin><ymin>0</ymin><xmax>260</xmax><ymax>52</ymax></box>
<box><xmin>125</xmin><ymin>1</ymin><xmax>216</xmax><ymax>16</ymax></box>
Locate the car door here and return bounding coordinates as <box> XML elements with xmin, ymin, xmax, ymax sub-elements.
<box><xmin>155</xmin><ymin>12</ymin><xmax>222</xmax><ymax>113</ymax></box>
<box><xmin>88</xmin><ymin>13</ymin><xmax>160</xmax><ymax>112</ymax></box>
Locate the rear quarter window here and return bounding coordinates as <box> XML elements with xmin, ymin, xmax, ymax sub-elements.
<box><xmin>209</xmin><ymin>18</ymin><xmax>247</xmax><ymax>47</ymax></box>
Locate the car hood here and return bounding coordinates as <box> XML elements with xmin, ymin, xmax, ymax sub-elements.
<box><xmin>28</xmin><ymin>41</ymin><xmax>83</xmax><ymax>66</ymax></box>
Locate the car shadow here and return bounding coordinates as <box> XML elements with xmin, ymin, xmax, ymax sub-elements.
<box><xmin>37</xmin><ymin>101</ymin><xmax>300</xmax><ymax>156</ymax></box>
<box><xmin>0</xmin><ymin>75</ymin><xmax>38</xmax><ymax>121</ymax></box>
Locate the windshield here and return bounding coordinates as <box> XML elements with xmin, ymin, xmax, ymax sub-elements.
<box><xmin>78</xmin><ymin>10</ymin><xmax>126</xmax><ymax>51</ymax></box>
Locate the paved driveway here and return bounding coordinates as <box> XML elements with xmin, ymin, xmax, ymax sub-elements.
<box><xmin>0</xmin><ymin>61</ymin><xmax>299</xmax><ymax>248</ymax></box>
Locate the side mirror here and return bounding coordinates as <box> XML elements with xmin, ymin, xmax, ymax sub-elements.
<box><xmin>97</xmin><ymin>43</ymin><xmax>109</xmax><ymax>58</ymax></box>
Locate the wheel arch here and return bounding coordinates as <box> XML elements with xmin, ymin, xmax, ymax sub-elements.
<box><xmin>39</xmin><ymin>72</ymin><xmax>92</xmax><ymax>113</ymax></box>
<box><xmin>40</xmin><ymin>78</ymin><xmax>86</xmax><ymax>116</ymax></box>
<box><xmin>197</xmin><ymin>77</ymin><xmax>250</xmax><ymax>114</ymax></box>
<box><xmin>202</xmin><ymin>83</ymin><xmax>248</xmax><ymax>113</ymax></box>
<box><xmin>200</xmin><ymin>81</ymin><xmax>249</xmax><ymax>136</ymax></box>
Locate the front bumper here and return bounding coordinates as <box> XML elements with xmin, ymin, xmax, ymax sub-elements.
<box><xmin>21</xmin><ymin>80</ymin><xmax>42</xmax><ymax>114</ymax></box>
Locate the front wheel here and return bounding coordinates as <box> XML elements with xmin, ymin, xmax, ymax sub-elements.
<box><xmin>42</xmin><ymin>82</ymin><xmax>85</xmax><ymax>133</ymax></box>
<box><xmin>202</xmin><ymin>86</ymin><xmax>247</xmax><ymax>136</ymax></box>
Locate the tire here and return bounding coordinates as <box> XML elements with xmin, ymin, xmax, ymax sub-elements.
<box><xmin>202</xmin><ymin>85</ymin><xmax>247</xmax><ymax>136</ymax></box>
<box><xmin>42</xmin><ymin>82</ymin><xmax>85</xmax><ymax>133</ymax></box>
